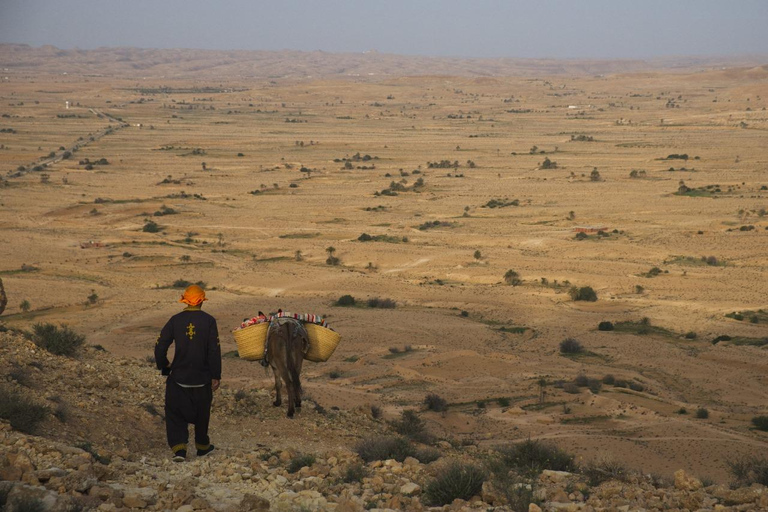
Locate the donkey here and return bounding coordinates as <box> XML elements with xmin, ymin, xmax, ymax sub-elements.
<box><xmin>266</xmin><ymin>317</ymin><xmax>308</xmax><ymax>418</ymax></box>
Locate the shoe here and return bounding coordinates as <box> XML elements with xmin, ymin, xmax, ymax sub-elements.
<box><xmin>196</xmin><ymin>444</ymin><xmax>215</xmax><ymax>457</ymax></box>
<box><xmin>172</xmin><ymin>449</ymin><xmax>186</xmax><ymax>462</ymax></box>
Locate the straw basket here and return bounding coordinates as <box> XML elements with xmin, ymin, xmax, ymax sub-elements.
<box><xmin>233</xmin><ymin>323</ymin><xmax>269</xmax><ymax>361</ymax></box>
<box><xmin>304</xmin><ymin>324</ymin><xmax>341</xmax><ymax>362</ymax></box>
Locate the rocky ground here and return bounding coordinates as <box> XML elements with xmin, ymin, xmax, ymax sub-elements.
<box><xmin>2</xmin><ymin>331</ymin><xmax>768</xmax><ymax>512</ymax></box>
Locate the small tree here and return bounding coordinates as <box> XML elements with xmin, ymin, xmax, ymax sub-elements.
<box><xmin>504</xmin><ymin>270</ymin><xmax>522</xmax><ymax>286</ymax></box>
<box><xmin>590</xmin><ymin>167</ymin><xmax>601</xmax><ymax>182</ymax></box>
<box><xmin>86</xmin><ymin>290</ymin><xmax>98</xmax><ymax>305</ymax></box>
<box><xmin>569</xmin><ymin>286</ymin><xmax>597</xmax><ymax>302</ymax></box>
<box><xmin>20</xmin><ymin>300</ymin><xmax>31</xmax><ymax>313</ymax></box>
<box><xmin>559</xmin><ymin>338</ymin><xmax>583</xmax><ymax>354</ymax></box>
<box><xmin>473</xmin><ymin>250</ymin><xmax>482</xmax><ymax>261</ymax></box>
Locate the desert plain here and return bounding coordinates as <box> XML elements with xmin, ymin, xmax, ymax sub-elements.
<box><xmin>1</xmin><ymin>45</ymin><xmax>768</xmax><ymax>485</ymax></box>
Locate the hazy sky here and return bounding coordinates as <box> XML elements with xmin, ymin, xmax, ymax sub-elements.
<box><xmin>1</xmin><ymin>0</ymin><xmax>767</xmax><ymax>60</ymax></box>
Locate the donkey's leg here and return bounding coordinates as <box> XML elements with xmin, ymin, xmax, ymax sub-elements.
<box><xmin>285</xmin><ymin>377</ymin><xmax>296</xmax><ymax>418</ymax></box>
<box><xmin>272</xmin><ymin>370</ymin><xmax>282</xmax><ymax>407</ymax></box>
<box><xmin>294</xmin><ymin>358</ymin><xmax>304</xmax><ymax>409</ymax></box>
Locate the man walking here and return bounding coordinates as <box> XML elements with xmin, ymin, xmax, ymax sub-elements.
<box><xmin>155</xmin><ymin>284</ymin><xmax>221</xmax><ymax>462</ymax></box>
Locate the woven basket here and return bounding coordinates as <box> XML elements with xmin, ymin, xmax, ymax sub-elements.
<box><xmin>304</xmin><ymin>323</ymin><xmax>341</xmax><ymax>362</ymax></box>
<box><xmin>233</xmin><ymin>323</ymin><xmax>269</xmax><ymax>361</ymax></box>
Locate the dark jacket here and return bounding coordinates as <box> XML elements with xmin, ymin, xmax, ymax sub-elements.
<box><xmin>155</xmin><ymin>306</ymin><xmax>221</xmax><ymax>385</ymax></box>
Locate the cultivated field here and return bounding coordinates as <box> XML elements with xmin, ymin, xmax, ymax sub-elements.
<box><xmin>2</xmin><ymin>54</ymin><xmax>768</xmax><ymax>481</ymax></box>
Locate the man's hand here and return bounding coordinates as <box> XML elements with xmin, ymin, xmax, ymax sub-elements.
<box><xmin>212</xmin><ymin>379</ymin><xmax>220</xmax><ymax>392</ymax></box>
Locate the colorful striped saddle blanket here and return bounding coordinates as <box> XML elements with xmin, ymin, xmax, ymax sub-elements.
<box><xmin>240</xmin><ymin>309</ymin><xmax>331</xmax><ymax>330</ymax></box>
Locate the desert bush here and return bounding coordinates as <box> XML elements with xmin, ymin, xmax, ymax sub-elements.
<box><xmin>415</xmin><ymin>446</ymin><xmax>442</xmax><ymax>464</ymax></box>
<box><xmin>425</xmin><ymin>393</ymin><xmax>448</xmax><ymax>412</ymax></box>
<box><xmin>8</xmin><ymin>367</ymin><xmax>32</xmax><ymax>388</ymax></box>
<box><xmin>494</xmin><ymin>439</ymin><xmax>575</xmax><ymax>476</ymax></box>
<box><xmin>598</xmin><ymin>321</ymin><xmax>614</xmax><ymax>331</ymax></box>
<box><xmin>588</xmin><ymin>379</ymin><xmax>603</xmax><ymax>394</ymax></box>
<box><xmin>329</xmin><ymin>370</ymin><xmax>342</xmax><ymax>379</ymax></box>
<box><xmin>335</xmin><ymin>294</ymin><xmax>356</xmax><ymax>307</ymax></box>
<box><xmin>574</xmin><ymin>231</ymin><xmax>588</xmax><ymax>240</ymax></box>
<box><xmin>695</xmin><ymin>407</ymin><xmax>709</xmax><ymax>419</ymax></box>
<box><xmin>370</xmin><ymin>405</ymin><xmax>382</xmax><ymax>419</ymax></box>
<box><xmin>142</xmin><ymin>219</ymin><xmax>161</xmax><ymax>233</ymax></box>
<box><xmin>684</xmin><ymin>331</ymin><xmax>697</xmax><ymax>339</ymax></box>
<box><xmin>628</xmin><ymin>381</ymin><xmax>645</xmax><ymax>392</ymax></box>
<box><xmin>504</xmin><ymin>269</ymin><xmax>522</xmax><ymax>286</ymax></box>
<box><xmin>563</xmin><ymin>382</ymin><xmax>579</xmax><ymax>394</ymax></box>
<box><xmin>569</xmin><ymin>286</ymin><xmax>597</xmax><ymax>302</ymax></box>
<box><xmin>391</xmin><ymin>410</ymin><xmax>432</xmax><ymax>443</ymax></box>
<box><xmin>367</xmin><ymin>297</ymin><xmax>396</xmax><ymax>309</ymax></box>
<box><xmin>728</xmin><ymin>455</ymin><xmax>768</xmax><ymax>486</ymax></box>
<box><xmin>602</xmin><ymin>374</ymin><xmax>616</xmax><ymax>385</ymax></box>
<box><xmin>751</xmin><ymin>416</ymin><xmax>768</xmax><ymax>431</ymax></box>
<box><xmin>287</xmin><ymin>453</ymin><xmax>316</xmax><ymax>473</ymax></box>
<box><xmin>677</xmin><ymin>407</ymin><xmax>688</xmax><ymax>414</ymax></box>
<box><xmin>0</xmin><ymin>386</ymin><xmax>48</xmax><ymax>434</ymax></box>
<box><xmin>424</xmin><ymin>460</ymin><xmax>487</xmax><ymax>506</ymax></box>
<box><xmin>31</xmin><ymin>323</ymin><xmax>85</xmax><ymax>356</ymax></box>
<box><xmin>582</xmin><ymin>456</ymin><xmax>631</xmax><ymax>486</ymax></box>
<box><xmin>343</xmin><ymin>462</ymin><xmax>369</xmax><ymax>483</ymax></box>
<box><xmin>19</xmin><ymin>300</ymin><xmax>31</xmax><ymax>313</ymax></box>
<box><xmin>559</xmin><ymin>338</ymin><xmax>583</xmax><ymax>354</ymax></box>
<box><xmin>498</xmin><ymin>397</ymin><xmax>511</xmax><ymax>407</ymax></box>
<box><xmin>712</xmin><ymin>335</ymin><xmax>731</xmax><ymax>344</ymax></box>
<box><xmin>574</xmin><ymin>374</ymin><xmax>589</xmax><ymax>387</ymax></box>
<box><xmin>356</xmin><ymin>436</ymin><xmax>416</xmax><ymax>462</ymax></box>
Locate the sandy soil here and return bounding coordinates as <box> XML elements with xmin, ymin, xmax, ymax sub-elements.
<box><xmin>1</xmin><ymin>60</ymin><xmax>768</xmax><ymax>482</ymax></box>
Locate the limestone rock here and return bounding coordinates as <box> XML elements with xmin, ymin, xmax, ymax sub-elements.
<box><xmin>399</xmin><ymin>482</ymin><xmax>420</xmax><ymax>496</ymax></box>
<box><xmin>240</xmin><ymin>493</ymin><xmax>271</xmax><ymax>510</ymax></box>
<box><xmin>673</xmin><ymin>469</ymin><xmax>702</xmax><ymax>491</ymax></box>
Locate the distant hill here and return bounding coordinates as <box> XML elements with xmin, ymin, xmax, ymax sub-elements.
<box><xmin>0</xmin><ymin>43</ymin><xmax>766</xmax><ymax>79</ymax></box>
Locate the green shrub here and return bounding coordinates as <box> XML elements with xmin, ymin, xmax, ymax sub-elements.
<box><xmin>287</xmin><ymin>453</ymin><xmax>316</xmax><ymax>473</ymax></box>
<box><xmin>494</xmin><ymin>439</ymin><xmax>575</xmax><ymax>476</ymax></box>
<box><xmin>0</xmin><ymin>386</ymin><xmax>48</xmax><ymax>434</ymax></box>
<box><xmin>415</xmin><ymin>446</ymin><xmax>442</xmax><ymax>463</ymax></box>
<box><xmin>31</xmin><ymin>323</ymin><xmax>85</xmax><ymax>356</ymax></box>
<box><xmin>370</xmin><ymin>405</ymin><xmax>382</xmax><ymax>419</ymax></box>
<box><xmin>752</xmin><ymin>416</ymin><xmax>768</xmax><ymax>431</ymax></box>
<box><xmin>356</xmin><ymin>436</ymin><xmax>416</xmax><ymax>462</ymax></box>
<box><xmin>424</xmin><ymin>460</ymin><xmax>486</xmax><ymax>506</ymax></box>
<box><xmin>582</xmin><ymin>457</ymin><xmax>631</xmax><ymax>486</ymax></box>
<box><xmin>695</xmin><ymin>407</ymin><xmax>709</xmax><ymax>419</ymax></box>
<box><xmin>628</xmin><ymin>381</ymin><xmax>645</xmax><ymax>392</ymax></box>
<box><xmin>498</xmin><ymin>397</ymin><xmax>511</xmax><ymax>407</ymax></box>
<box><xmin>602</xmin><ymin>374</ymin><xmax>615</xmax><ymax>385</ymax></box>
<box><xmin>676</xmin><ymin>407</ymin><xmax>688</xmax><ymax>414</ymax></box>
<box><xmin>684</xmin><ymin>332</ymin><xmax>697</xmax><ymax>339</ymax></box>
<box><xmin>504</xmin><ymin>270</ymin><xmax>522</xmax><ymax>286</ymax></box>
<box><xmin>343</xmin><ymin>462</ymin><xmax>369</xmax><ymax>483</ymax></box>
<box><xmin>367</xmin><ymin>297</ymin><xmax>396</xmax><ymax>308</ymax></box>
<box><xmin>559</xmin><ymin>338</ymin><xmax>582</xmax><ymax>354</ymax></box>
<box><xmin>335</xmin><ymin>294</ymin><xmax>356</xmax><ymax>306</ymax></box>
<box><xmin>728</xmin><ymin>455</ymin><xmax>768</xmax><ymax>487</ymax></box>
<box><xmin>569</xmin><ymin>286</ymin><xmax>597</xmax><ymax>302</ymax></box>
<box><xmin>142</xmin><ymin>220</ymin><xmax>161</xmax><ymax>233</ymax></box>
<box><xmin>425</xmin><ymin>393</ymin><xmax>448</xmax><ymax>412</ymax></box>
<box><xmin>391</xmin><ymin>410</ymin><xmax>432</xmax><ymax>443</ymax></box>
<box><xmin>598</xmin><ymin>321</ymin><xmax>614</xmax><ymax>331</ymax></box>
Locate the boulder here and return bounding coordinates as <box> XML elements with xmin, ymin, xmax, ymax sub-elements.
<box><xmin>673</xmin><ymin>469</ymin><xmax>702</xmax><ymax>491</ymax></box>
<box><xmin>399</xmin><ymin>482</ymin><xmax>421</xmax><ymax>496</ymax></box>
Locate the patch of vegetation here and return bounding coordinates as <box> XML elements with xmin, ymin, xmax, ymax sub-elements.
<box><xmin>31</xmin><ymin>323</ymin><xmax>85</xmax><ymax>356</ymax></box>
<box><xmin>559</xmin><ymin>338</ymin><xmax>582</xmax><ymax>354</ymax></box>
<box><xmin>425</xmin><ymin>393</ymin><xmax>448</xmax><ymax>412</ymax></box>
<box><xmin>171</xmin><ymin>279</ymin><xmax>206</xmax><ymax>289</ymax></box>
<box><xmin>367</xmin><ymin>297</ymin><xmax>396</xmax><ymax>309</ymax></box>
<box><xmin>494</xmin><ymin>439</ymin><xmax>576</xmax><ymax>477</ymax></box>
<box><xmin>343</xmin><ymin>462</ymin><xmax>369</xmax><ymax>483</ymax></box>
<box><xmin>416</xmin><ymin>220</ymin><xmax>454</xmax><ymax>231</ymax></box>
<box><xmin>726</xmin><ymin>309</ymin><xmax>767</xmax><ymax>324</ymax></box>
<box><xmin>424</xmin><ymin>460</ymin><xmax>486</xmax><ymax>506</ymax></box>
<box><xmin>728</xmin><ymin>455</ymin><xmax>768</xmax><ymax>487</ymax></box>
<box><xmin>482</xmin><ymin>198</ymin><xmax>519</xmax><ymax>208</ymax></box>
<box><xmin>598</xmin><ymin>321</ymin><xmax>614</xmax><ymax>331</ymax></box>
<box><xmin>76</xmin><ymin>441</ymin><xmax>111</xmax><ymax>465</ymax></box>
<box><xmin>142</xmin><ymin>219</ymin><xmax>162</xmax><ymax>233</ymax></box>
<box><xmin>287</xmin><ymin>453</ymin><xmax>316</xmax><ymax>473</ymax></box>
<box><xmin>582</xmin><ymin>457</ymin><xmax>631</xmax><ymax>486</ymax></box>
<box><xmin>356</xmin><ymin>436</ymin><xmax>416</xmax><ymax>462</ymax></box>
<box><xmin>357</xmin><ymin>233</ymin><xmax>406</xmax><ymax>243</ymax></box>
<box><xmin>0</xmin><ymin>386</ymin><xmax>48</xmax><ymax>434</ymax></box>
<box><xmin>695</xmin><ymin>407</ymin><xmax>709</xmax><ymax>419</ymax></box>
<box><xmin>665</xmin><ymin>255</ymin><xmax>725</xmax><ymax>267</ymax></box>
<box><xmin>334</xmin><ymin>295</ymin><xmax>356</xmax><ymax>307</ymax></box>
<box><xmin>415</xmin><ymin>446</ymin><xmax>442</xmax><ymax>464</ymax></box>
<box><xmin>278</xmin><ymin>232</ymin><xmax>320</xmax><ymax>239</ymax></box>
<box><xmin>504</xmin><ymin>269</ymin><xmax>522</xmax><ymax>286</ymax></box>
<box><xmin>612</xmin><ymin>318</ymin><xmax>677</xmax><ymax>338</ymax></box>
<box><xmin>391</xmin><ymin>410</ymin><xmax>432</xmax><ymax>444</ymax></box>
<box><xmin>569</xmin><ymin>286</ymin><xmax>597</xmax><ymax>302</ymax></box>
<box><xmin>539</xmin><ymin>157</ymin><xmax>557</xmax><ymax>169</ymax></box>
<box><xmin>153</xmin><ymin>205</ymin><xmax>178</xmax><ymax>216</ymax></box>
<box><xmin>751</xmin><ymin>416</ymin><xmax>768</xmax><ymax>432</ymax></box>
